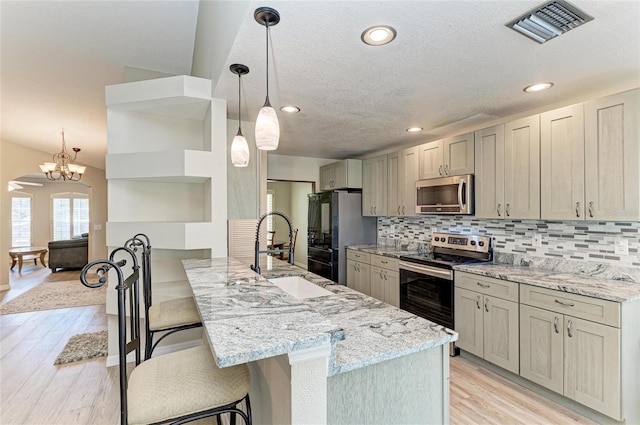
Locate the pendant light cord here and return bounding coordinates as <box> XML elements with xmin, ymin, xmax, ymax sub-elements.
<box><xmin>237</xmin><ymin>72</ymin><xmax>242</xmax><ymax>134</ymax></box>
<box><xmin>264</xmin><ymin>21</ymin><xmax>271</xmax><ymax>107</ymax></box>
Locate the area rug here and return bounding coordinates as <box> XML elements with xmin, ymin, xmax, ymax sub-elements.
<box><xmin>54</xmin><ymin>330</ymin><xmax>108</xmax><ymax>365</ymax></box>
<box><xmin>0</xmin><ymin>279</ymin><xmax>106</xmax><ymax>315</ymax></box>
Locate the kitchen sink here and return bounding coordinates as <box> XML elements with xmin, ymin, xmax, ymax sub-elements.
<box><xmin>269</xmin><ymin>276</ymin><xmax>333</xmax><ymax>299</ymax></box>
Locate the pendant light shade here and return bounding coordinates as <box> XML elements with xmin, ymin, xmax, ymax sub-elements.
<box><xmin>255</xmin><ymin>104</ymin><xmax>280</xmax><ymax>150</ymax></box>
<box><xmin>230</xmin><ymin>63</ymin><xmax>250</xmax><ymax>167</ymax></box>
<box><xmin>254</xmin><ymin>7</ymin><xmax>280</xmax><ymax>151</ymax></box>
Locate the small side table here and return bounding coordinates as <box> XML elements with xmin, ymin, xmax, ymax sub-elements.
<box><xmin>9</xmin><ymin>247</ymin><xmax>48</xmax><ymax>273</ymax></box>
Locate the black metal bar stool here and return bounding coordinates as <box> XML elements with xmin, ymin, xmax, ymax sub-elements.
<box><xmin>81</xmin><ymin>247</ymin><xmax>251</xmax><ymax>425</ymax></box>
<box><xmin>125</xmin><ymin>234</ymin><xmax>203</xmax><ymax>360</ymax></box>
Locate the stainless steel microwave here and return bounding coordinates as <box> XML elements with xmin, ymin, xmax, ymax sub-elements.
<box><xmin>415</xmin><ymin>174</ymin><xmax>474</xmax><ymax>215</ymax></box>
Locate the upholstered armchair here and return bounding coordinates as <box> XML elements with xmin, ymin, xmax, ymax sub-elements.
<box><xmin>48</xmin><ymin>233</ymin><xmax>89</xmax><ymax>272</ymax></box>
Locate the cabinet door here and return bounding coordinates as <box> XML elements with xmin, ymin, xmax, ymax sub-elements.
<box><xmin>474</xmin><ymin>125</ymin><xmax>505</xmax><ymax>219</ymax></box>
<box><xmin>384</xmin><ymin>269</ymin><xmax>400</xmax><ymax>308</ymax></box>
<box><xmin>520</xmin><ymin>305</ymin><xmax>563</xmax><ymax>394</ymax></box>
<box><xmin>584</xmin><ymin>89</ymin><xmax>640</xmax><ymax>221</ymax></box>
<box><xmin>444</xmin><ymin>132</ymin><xmax>474</xmax><ymax>176</ymax></box>
<box><xmin>564</xmin><ymin>316</ymin><xmax>621</xmax><ymax>420</ymax></box>
<box><xmin>418</xmin><ymin>140</ymin><xmax>444</xmax><ymax>180</ymax></box>
<box><xmin>370</xmin><ymin>265</ymin><xmax>385</xmax><ymax>301</ymax></box>
<box><xmin>320</xmin><ymin>164</ymin><xmax>334</xmax><ymax>191</ymax></box>
<box><xmin>332</xmin><ymin>161</ymin><xmax>347</xmax><ymax>189</ymax></box>
<box><xmin>387</xmin><ymin>151</ymin><xmax>401</xmax><ymax>216</ymax></box>
<box><xmin>454</xmin><ymin>287</ymin><xmax>483</xmax><ymax>358</ymax></box>
<box><xmin>372</xmin><ymin>155</ymin><xmax>388</xmax><ymax>216</ymax></box>
<box><xmin>541</xmin><ymin>104</ymin><xmax>585</xmax><ymax>220</ymax></box>
<box><xmin>355</xmin><ymin>262</ymin><xmax>371</xmax><ymax>296</ymax></box>
<box><xmin>362</xmin><ymin>159</ymin><xmax>374</xmax><ymax>216</ymax></box>
<box><xmin>346</xmin><ymin>259</ymin><xmax>357</xmax><ymax>290</ymax></box>
<box><xmin>504</xmin><ymin>115</ymin><xmax>540</xmax><ymax>219</ymax></box>
<box><xmin>401</xmin><ymin>147</ymin><xmax>419</xmax><ymax>216</ymax></box>
<box><xmin>483</xmin><ymin>296</ymin><xmax>519</xmax><ymax>374</ymax></box>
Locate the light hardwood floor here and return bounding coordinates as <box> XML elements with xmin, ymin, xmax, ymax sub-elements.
<box><xmin>1</xmin><ymin>268</ymin><xmax>597</xmax><ymax>425</ymax></box>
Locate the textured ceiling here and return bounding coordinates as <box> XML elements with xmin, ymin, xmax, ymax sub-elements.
<box><xmin>2</xmin><ymin>1</ymin><xmax>639</xmax><ymax>171</ymax></box>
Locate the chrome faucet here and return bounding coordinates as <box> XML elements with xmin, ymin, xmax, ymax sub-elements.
<box><xmin>251</xmin><ymin>211</ymin><xmax>295</xmax><ymax>275</ymax></box>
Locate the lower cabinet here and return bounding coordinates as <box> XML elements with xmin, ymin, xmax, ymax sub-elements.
<box><xmin>520</xmin><ymin>285</ymin><xmax>622</xmax><ymax>420</ymax></box>
<box><xmin>454</xmin><ymin>285</ymin><xmax>519</xmax><ymax>374</ymax></box>
<box><xmin>346</xmin><ymin>250</ymin><xmax>399</xmax><ymax>306</ymax></box>
<box><xmin>346</xmin><ymin>251</ymin><xmax>370</xmax><ymax>296</ymax></box>
<box><xmin>370</xmin><ymin>254</ymin><xmax>400</xmax><ymax>307</ymax></box>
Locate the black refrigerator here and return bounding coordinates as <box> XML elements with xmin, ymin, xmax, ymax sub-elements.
<box><xmin>307</xmin><ymin>191</ymin><xmax>376</xmax><ymax>284</ymax></box>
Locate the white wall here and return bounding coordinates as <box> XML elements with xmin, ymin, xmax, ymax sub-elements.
<box><xmin>290</xmin><ymin>182</ymin><xmax>312</xmax><ymax>267</ymax></box>
<box><xmin>0</xmin><ymin>139</ymin><xmax>107</xmax><ymax>289</ymax></box>
<box><xmin>267</xmin><ymin>154</ymin><xmax>337</xmax><ymax>192</ymax></box>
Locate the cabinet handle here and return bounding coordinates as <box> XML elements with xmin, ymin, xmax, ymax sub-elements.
<box><xmin>439</xmin><ymin>165</ymin><xmax>443</xmax><ymax>176</ymax></box>
<box><xmin>379</xmin><ymin>272</ymin><xmax>384</xmax><ymax>279</ymax></box>
<box><xmin>588</xmin><ymin>201</ymin><xmax>594</xmax><ymax>218</ymax></box>
<box><xmin>497</xmin><ymin>204</ymin><xmax>501</xmax><ymax>217</ymax></box>
<box><xmin>444</xmin><ymin>164</ymin><xmax>449</xmax><ymax>176</ymax></box>
<box><xmin>505</xmin><ymin>203</ymin><xmax>510</xmax><ymax>217</ymax></box>
<box><xmin>476</xmin><ymin>296</ymin><xmax>481</xmax><ymax>309</ymax></box>
<box><xmin>384</xmin><ymin>274</ymin><xmax>388</xmax><ymax>280</ymax></box>
<box><xmin>398</xmin><ymin>206</ymin><xmax>401</xmax><ymax>214</ymax></box>
<box><xmin>476</xmin><ymin>282</ymin><xmax>490</xmax><ymax>288</ymax></box>
<box><xmin>370</xmin><ymin>207</ymin><xmax>374</xmax><ymax>214</ymax></box>
<box><xmin>381</xmin><ymin>260</ymin><xmax>388</xmax><ymax>264</ymax></box>
<box><xmin>567</xmin><ymin>320</ymin><xmax>573</xmax><ymax>338</ymax></box>
<box><xmin>575</xmin><ymin>201</ymin><xmax>581</xmax><ymax>218</ymax></box>
<box><xmin>554</xmin><ymin>299</ymin><xmax>575</xmax><ymax>307</ymax></box>
<box><xmin>374</xmin><ymin>206</ymin><xmax>377</xmax><ymax>215</ymax></box>
<box><xmin>402</xmin><ymin>206</ymin><xmax>405</xmax><ymax>215</ymax></box>
<box><xmin>484</xmin><ymin>298</ymin><xmax>489</xmax><ymax>312</ymax></box>
<box><xmin>554</xmin><ymin>317</ymin><xmax>559</xmax><ymax>334</ymax></box>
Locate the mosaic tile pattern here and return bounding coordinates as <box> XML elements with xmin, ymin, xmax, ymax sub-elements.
<box><xmin>378</xmin><ymin>216</ymin><xmax>640</xmax><ymax>267</ymax></box>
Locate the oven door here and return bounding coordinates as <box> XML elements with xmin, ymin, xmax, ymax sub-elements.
<box><xmin>399</xmin><ymin>261</ymin><xmax>454</xmax><ymax>330</ymax></box>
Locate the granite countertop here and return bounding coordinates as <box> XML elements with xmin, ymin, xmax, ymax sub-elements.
<box><xmin>182</xmin><ymin>256</ymin><xmax>456</xmax><ymax>376</ymax></box>
<box><xmin>346</xmin><ymin>244</ymin><xmax>419</xmax><ymax>258</ymax></box>
<box><xmin>454</xmin><ymin>263</ymin><xmax>640</xmax><ymax>303</ymax></box>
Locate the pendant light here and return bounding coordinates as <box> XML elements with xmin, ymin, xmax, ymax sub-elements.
<box><xmin>254</xmin><ymin>7</ymin><xmax>280</xmax><ymax>151</ymax></box>
<box><xmin>230</xmin><ymin>64</ymin><xmax>250</xmax><ymax>167</ymax></box>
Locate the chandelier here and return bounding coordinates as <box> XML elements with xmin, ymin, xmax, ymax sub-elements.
<box><xmin>39</xmin><ymin>130</ymin><xmax>86</xmax><ymax>181</ymax></box>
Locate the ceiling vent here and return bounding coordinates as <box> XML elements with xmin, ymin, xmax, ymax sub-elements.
<box><xmin>506</xmin><ymin>0</ymin><xmax>594</xmax><ymax>44</ymax></box>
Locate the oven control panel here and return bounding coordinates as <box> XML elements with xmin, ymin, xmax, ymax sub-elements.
<box><xmin>431</xmin><ymin>232</ymin><xmax>491</xmax><ymax>253</ymax></box>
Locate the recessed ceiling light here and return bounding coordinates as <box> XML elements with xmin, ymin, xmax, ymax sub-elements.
<box><xmin>280</xmin><ymin>106</ymin><xmax>300</xmax><ymax>113</ymax></box>
<box><xmin>523</xmin><ymin>82</ymin><xmax>554</xmax><ymax>92</ymax></box>
<box><xmin>361</xmin><ymin>25</ymin><xmax>397</xmax><ymax>46</ymax></box>
<box><xmin>406</xmin><ymin>127</ymin><xmax>423</xmax><ymax>133</ymax></box>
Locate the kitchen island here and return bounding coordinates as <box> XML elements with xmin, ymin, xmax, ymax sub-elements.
<box><xmin>182</xmin><ymin>255</ymin><xmax>457</xmax><ymax>425</ymax></box>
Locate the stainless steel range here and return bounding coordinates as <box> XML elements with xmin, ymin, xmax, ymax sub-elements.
<box><xmin>399</xmin><ymin>232</ymin><xmax>492</xmax><ymax>356</ymax></box>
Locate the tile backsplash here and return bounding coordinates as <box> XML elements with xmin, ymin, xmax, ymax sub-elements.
<box><xmin>378</xmin><ymin>216</ymin><xmax>640</xmax><ymax>267</ymax></box>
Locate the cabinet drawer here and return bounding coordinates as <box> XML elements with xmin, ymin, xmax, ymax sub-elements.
<box><xmin>455</xmin><ymin>272</ymin><xmax>518</xmax><ymax>302</ymax></box>
<box><xmin>520</xmin><ymin>284</ymin><xmax>620</xmax><ymax>328</ymax></box>
<box><xmin>371</xmin><ymin>254</ymin><xmax>399</xmax><ymax>270</ymax></box>
<box><xmin>347</xmin><ymin>250</ymin><xmax>370</xmax><ymax>263</ymax></box>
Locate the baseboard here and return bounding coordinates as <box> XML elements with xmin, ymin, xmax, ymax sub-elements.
<box><xmin>459</xmin><ymin>351</ymin><xmax>622</xmax><ymax>425</ymax></box>
<box><xmin>105</xmin><ymin>339</ymin><xmax>204</xmax><ymax>367</ymax></box>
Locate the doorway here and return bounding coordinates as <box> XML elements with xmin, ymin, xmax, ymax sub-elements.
<box><xmin>266</xmin><ymin>180</ymin><xmax>314</xmax><ymax>269</ymax></box>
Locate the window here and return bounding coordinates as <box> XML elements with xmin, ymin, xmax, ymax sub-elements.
<box><xmin>11</xmin><ymin>194</ymin><xmax>32</xmax><ymax>247</ymax></box>
<box><xmin>266</xmin><ymin>190</ymin><xmax>275</xmax><ymax>232</ymax></box>
<box><xmin>51</xmin><ymin>192</ymin><xmax>89</xmax><ymax>240</ymax></box>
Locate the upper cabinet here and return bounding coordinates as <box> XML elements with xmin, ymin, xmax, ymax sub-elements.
<box><xmin>540</xmin><ymin>104</ymin><xmax>585</xmax><ymax>220</ymax></box>
<box><xmin>388</xmin><ymin>146</ymin><xmax>419</xmax><ymax>217</ymax></box>
<box><xmin>504</xmin><ymin>115</ymin><xmax>540</xmax><ymax>220</ymax></box>
<box><xmin>319</xmin><ymin>159</ymin><xmax>362</xmax><ymax>191</ymax></box>
<box><xmin>584</xmin><ymin>88</ymin><xmax>640</xmax><ymax>221</ymax></box>
<box><xmin>418</xmin><ymin>132</ymin><xmax>474</xmax><ymax>180</ymax></box>
<box><xmin>474</xmin><ymin>125</ymin><xmax>505</xmax><ymax>219</ymax></box>
<box><xmin>475</xmin><ymin>116</ymin><xmax>540</xmax><ymax>220</ymax></box>
<box><xmin>362</xmin><ymin>155</ymin><xmax>388</xmax><ymax>216</ymax></box>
